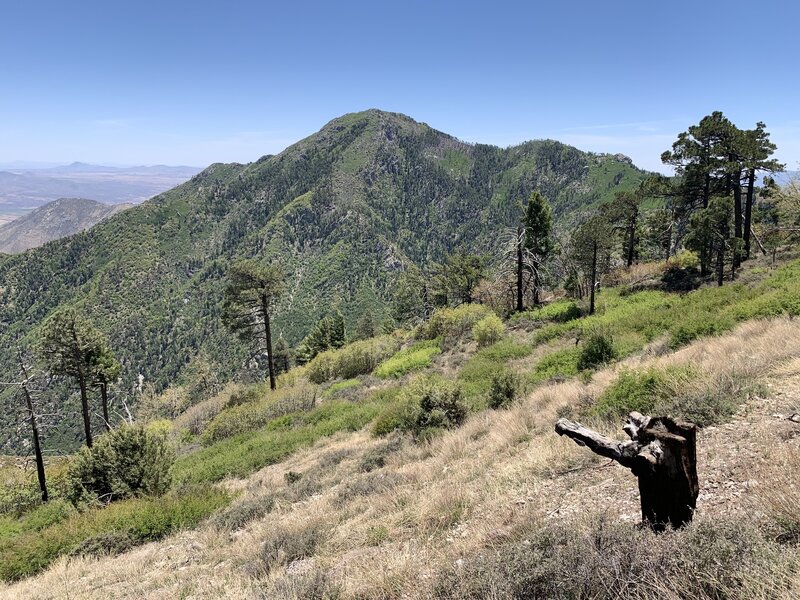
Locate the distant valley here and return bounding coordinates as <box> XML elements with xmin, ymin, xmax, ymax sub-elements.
<box><xmin>0</xmin><ymin>162</ymin><xmax>201</xmax><ymax>222</ymax></box>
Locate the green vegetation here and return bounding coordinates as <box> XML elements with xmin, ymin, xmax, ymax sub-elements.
<box><xmin>458</xmin><ymin>340</ymin><xmax>532</xmax><ymax>404</ymax></box>
<box><xmin>0</xmin><ymin>487</ymin><xmax>228</xmax><ymax>582</ymax></box>
<box><xmin>0</xmin><ymin>110</ymin><xmax>643</xmax><ymax>452</ymax></box>
<box><xmin>173</xmin><ymin>390</ymin><xmax>399</xmax><ymax>484</ymax></box>
<box><xmin>511</xmin><ymin>299</ymin><xmax>582</xmax><ymax>324</ymax></box>
<box><xmin>593</xmin><ymin>366</ymin><xmax>696</xmax><ymax>419</ymax></box>
<box><xmin>472</xmin><ymin>314</ymin><xmax>505</xmax><ymax>347</ymax></box>
<box><xmin>373</xmin><ymin>375</ymin><xmax>466</xmax><ymax>438</ymax></box>
<box><xmin>422</xmin><ymin>304</ymin><xmax>494</xmax><ymax>342</ymax></box>
<box><xmin>577</xmin><ymin>331</ymin><xmax>616</xmax><ymax>371</ymax></box>
<box><xmin>65</xmin><ymin>424</ymin><xmax>174</xmax><ymax>504</ymax></box>
<box><xmin>374</xmin><ymin>339</ymin><xmax>442</xmax><ymax>378</ymax></box>
<box><xmin>306</xmin><ymin>335</ymin><xmax>400</xmax><ymax>384</ymax></box>
<box><xmin>488</xmin><ymin>369</ymin><xmax>519</xmax><ymax>409</ymax></box>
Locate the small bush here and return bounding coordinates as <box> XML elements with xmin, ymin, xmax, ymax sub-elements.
<box><xmin>577</xmin><ymin>331</ymin><xmax>616</xmax><ymax>371</ymax></box>
<box><xmin>373</xmin><ymin>375</ymin><xmax>467</xmax><ymax>438</ymax></box>
<box><xmin>422</xmin><ymin>304</ymin><xmax>493</xmax><ymax>341</ymax></box>
<box><xmin>374</xmin><ymin>339</ymin><xmax>442</xmax><ymax>378</ymax></box>
<box><xmin>593</xmin><ymin>366</ymin><xmax>694</xmax><ymax>419</ymax></box>
<box><xmin>211</xmin><ymin>493</ymin><xmax>276</xmax><ymax>531</ymax></box>
<box><xmin>306</xmin><ymin>335</ymin><xmax>401</xmax><ymax>384</ymax></box>
<box><xmin>64</xmin><ymin>424</ymin><xmax>174</xmax><ymax>505</ymax></box>
<box><xmin>359</xmin><ymin>436</ymin><xmax>403</xmax><ymax>472</ymax></box>
<box><xmin>472</xmin><ymin>314</ymin><xmax>505</xmax><ymax>348</ymax></box>
<box><xmin>261</xmin><ymin>520</ymin><xmax>328</xmax><ymax>570</ymax></box>
<box><xmin>488</xmin><ymin>370</ymin><xmax>519</xmax><ymax>409</ymax></box>
<box><xmin>458</xmin><ymin>341</ymin><xmax>533</xmax><ymax>403</ymax></box>
<box><xmin>670</xmin><ymin>314</ymin><xmax>735</xmax><ymax>349</ymax></box>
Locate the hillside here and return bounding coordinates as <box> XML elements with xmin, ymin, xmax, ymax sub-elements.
<box><xmin>2</xmin><ymin>255</ymin><xmax>799</xmax><ymax>598</ymax></box>
<box><xmin>0</xmin><ymin>109</ymin><xmax>647</xmax><ymax>452</ymax></box>
<box><xmin>0</xmin><ymin>198</ymin><xmax>133</xmax><ymax>254</ymax></box>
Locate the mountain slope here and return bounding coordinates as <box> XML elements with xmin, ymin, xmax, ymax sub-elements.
<box><xmin>0</xmin><ymin>198</ymin><xmax>133</xmax><ymax>253</ymax></box>
<box><xmin>0</xmin><ymin>109</ymin><xmax>647</xmax><ymax>451</ymax></box>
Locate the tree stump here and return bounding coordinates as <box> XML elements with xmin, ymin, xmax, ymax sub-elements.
<box><xmin>555</xmin><ymin>412</ymin><xmax>699</xmax><ymax>531</ymax></box>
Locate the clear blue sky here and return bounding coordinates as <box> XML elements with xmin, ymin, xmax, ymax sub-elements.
<box><xmin>2</xmin><ymin>0</ymin><xmax>798</xmax><ymax>173</ymax></box>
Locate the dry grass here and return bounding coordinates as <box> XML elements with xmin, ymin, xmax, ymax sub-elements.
<box><xmin>4</xmin><ymin>318</ymin><xmax>800</xmax><ymax>599</ymax></box>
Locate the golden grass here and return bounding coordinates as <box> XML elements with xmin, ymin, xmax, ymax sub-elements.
<box><xmin>4</xmin><ymin>318</ymin><xmax>800</xmax><ymax>599</ymax></box>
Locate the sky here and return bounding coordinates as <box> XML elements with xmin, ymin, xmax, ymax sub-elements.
<box><xmin>1</xmin><ymin>0</ymin><xmax>799</xmax><ymax>174</ymax></box>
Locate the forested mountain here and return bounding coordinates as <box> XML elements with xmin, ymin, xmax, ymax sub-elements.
<box><xmin>0</xmin><ymin>109</ymin><xmax>645</xmax><ymax>451</ymax></box>
<box><xmin>0</xmin><ymin>198</ymin><xmax>133</xmax><ymax>254</ymax></box>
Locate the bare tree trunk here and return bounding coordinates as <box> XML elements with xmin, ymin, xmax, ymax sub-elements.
<box><xmin>626</xmin><ymin>216</ymin><xmax>637</xmax><ymax>268</ymax></box>
<box><xmin>100</xmin><ymin>383</ymin><xmax>111</xmax><ymax>431</ymax></box>
<box><xmin>516</xmin><ymin>227</ymin><xmax>524</xmax><ymax>312</ymax></box>
<box><xmin>78</xmin><ymin>370</ymin><xmax>93</xmax><ymax>448</ymax></box>
<box><xmin>744</xmin><ymin>168</ymin><xmax>755</xmax><ymax>258</ymax></box>
<box><xmin>589</xmin><ymin>240</ymin><xmax>597</xmax><ymax>315</ymax></box>
<box><xmin>18</xmin><ymin>349</ymin><xmax>47</xmax><ymax>502</ymax></box>
<box><xmin>261</xmin><ymin>294</ymin><xmax>277</xmax><ymax>391</ymax></box>
<box><xmin>555</xmin><ymin>413</ymin><xmax>699</xmax><ymax>531</ymax></box>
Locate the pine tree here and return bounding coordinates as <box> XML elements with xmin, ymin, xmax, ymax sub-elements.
<box><xmin>37</xmin><ymin>308</ymin><xmax>107</xmax><ymax>448</ymax></box>
<box><xmin>223</xmin><ymin>260</ymin><xmax>284</xmax><ymax>390</ymax></box>
<box><xmin>570</xmin><ymin>216</ymin><xmax>614</xmax><ymax>315</ymax></box>
<box><xmin>90</xmin><ymin>343</ymin><xmax>120</xmax><ymax>431</ymax></box>
<box><xmin>522</xmin><ymin>191</ymin><xmax>553</xmax><ymax>306</ymax></box>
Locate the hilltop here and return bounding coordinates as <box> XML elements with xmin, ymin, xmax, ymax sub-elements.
<box><xmin>0</xmin><ymin>109</ymin><xmax>646</xmax><ymax>452</ymax></box>
<box><xmin>0</xmin><ymin>198</ymin><xmax>133</xmax><ymax>254</ymax></box>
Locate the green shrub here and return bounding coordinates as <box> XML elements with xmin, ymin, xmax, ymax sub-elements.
<box><xmin>525</xmin><ymin>347</ymin><xmax>581</xmax><ymax>387</ymax></box>
<box><xmin>374</xmin><ymin>339</ymin><xmax>442</xmax><ymax>378</ymax></box>
<box><xmin>306</xmin><ymin>335</ymin><xmax>400</xmax><ymax>384</ymax></box>
<box><xmin>577</xmin><ymin>332</ymin><xmax>616</xmax><ymax>370</ymax></box>
<box><xmin>422</xmin><ymin>304</ymin><xmax>493</xmax><ymax>341</ymax></box>
<box><xmin>488</xmin><ymin>370</ymin><xmax>519</xmax><ymax>409</ymax></box>
<box><xmin>323</xmin><ymin>378</ymin><xmax>362</xmax><ymax>397</ymax></box>
<box><xmin>372</xmin><ymin>395</ymin><xmax>420</xmax><ymax>437</ymax></box>
<box><xmin>670</xmin><ymin>314</ymin><xmax>735</xmax><ymax>349</ymax></box>
<box><xmin>593</xmin><ymin>366</ymin><xmax>694</xmax><ymax>419</ymax></box>
<box><xmin>373</xmin><ymin>375</ymin><xmax>467</xmax><ymax>438</ymax></box>
<box><xmin>64</xmin><ymin>424</ymin><xmax>174</xmax><ymax>505</ymax></box>
<box><xmin>472</xmin><ymin>314</ymin><xmax>505</xmax><ymax>347</ymax></box>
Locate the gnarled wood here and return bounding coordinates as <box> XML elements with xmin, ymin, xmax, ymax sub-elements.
<box><xmin>555</xmin><ymin>413</ymin><xmax>699</xmax><ymax>531</ymax></box>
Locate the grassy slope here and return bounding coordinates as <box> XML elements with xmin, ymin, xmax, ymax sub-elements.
<box><xmin>3</xmin><ymin>257</ymin><xmax>800</xmax><ymax>595</ymax></box>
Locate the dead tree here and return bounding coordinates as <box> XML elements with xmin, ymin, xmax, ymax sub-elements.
<box><xmin>555</xmin><ymin>412</ymin><xmax>698</xmax><ymax>531</ymax></box>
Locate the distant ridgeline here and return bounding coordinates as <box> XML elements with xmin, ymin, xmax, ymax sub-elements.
<box><xmin>0</xmin><ymin>109</ymin><xmax>645</xmax><ymax>452</ymax></box>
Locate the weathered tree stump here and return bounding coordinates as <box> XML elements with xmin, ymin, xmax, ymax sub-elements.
<box><xmin>555</xmin><ymin>412</ymin><xmax>699</xmax><ymax>531</ymax></box>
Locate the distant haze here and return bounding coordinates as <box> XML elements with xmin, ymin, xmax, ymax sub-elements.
<box><xmin>0</xmin><ymin>163</ymin><xmax>201</xmax><ymax>220</ymax></box>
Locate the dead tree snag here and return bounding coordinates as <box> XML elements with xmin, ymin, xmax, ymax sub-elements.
<box><xmin>555</xmin><ymin>412</ymin><xmax>699</xmax><ymax>531</ymax></box>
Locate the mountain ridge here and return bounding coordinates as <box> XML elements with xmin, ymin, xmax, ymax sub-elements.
<box><xmin>0</xmin><ymin>109</ymin><xmax>647</xmax><ymax>451</ymax></box>
<box><xmin>0</xmin><ymin>197</ymin><xmax>133</xmax><ymax>254</ymax></box>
